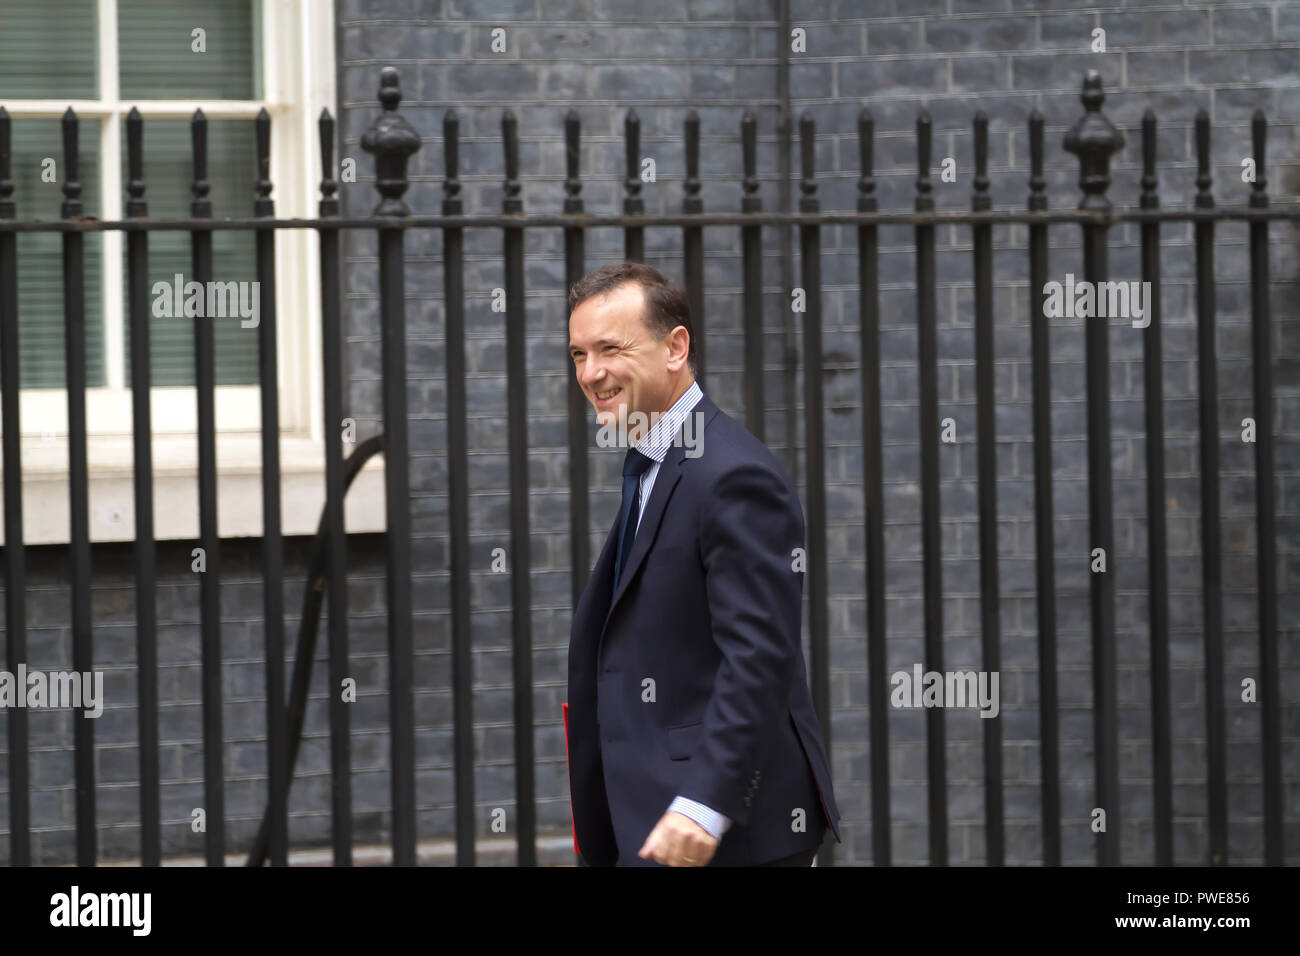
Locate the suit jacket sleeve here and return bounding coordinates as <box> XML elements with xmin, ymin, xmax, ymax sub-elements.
<box><xmin>676</xmin><ymin>458</ymin><xmax>804</xmax><ymax>827</ymax></box>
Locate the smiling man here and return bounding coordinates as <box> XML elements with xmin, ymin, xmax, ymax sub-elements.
<box><xmin>563</xmin><ymin>261</ymin><xmax>841</xmax><ymax>867</ymax></box>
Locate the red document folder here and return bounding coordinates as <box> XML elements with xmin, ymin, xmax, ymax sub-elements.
<box><xmin>562</xmin><ymin>702</ymin><xmax>579</xmax><ymax>855</ymax></box>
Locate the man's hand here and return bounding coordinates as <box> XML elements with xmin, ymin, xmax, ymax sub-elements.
<box><xmin>637</xmin><ymin>811</ymin><xmax>719</xmax><ymax>867</ymax></box>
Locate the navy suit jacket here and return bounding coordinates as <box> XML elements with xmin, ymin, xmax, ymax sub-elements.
<box><xmin>566</xmin><ymin>393</ymin><xmax>841</xmax><ymax>866</ymax></box>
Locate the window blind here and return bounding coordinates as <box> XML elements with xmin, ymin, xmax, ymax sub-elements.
<box><xmin>118</xmin><ymin>0</ymin><xmax>260</xmax><ymax>101</ymax></box>
<box><xmin>0</xmin><ymin>1</ymin><xmax>97</xmax><ymax>99</ymax></box>
<box><xmin>8</xmin><ymin>120</ymin><xmax>105</xmax><ymax>390</ymax></box>
<box><xmin>121</xmin><ymin>119</ymin><xmax>259</xmax><ymax>387</ymax></box>
<box><xmin>0</xmin><ymin>0</ymin><xmax>263</xmax><ymax>389</ymax></box>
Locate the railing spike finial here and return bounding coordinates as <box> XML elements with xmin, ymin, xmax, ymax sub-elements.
<box><xmin>254</xmin><ymin>107</ymin><xmax>273</xmax><ymax>217</ymax></box>
<box><xmin>564</xmin><ymin>109</ymin><xmax>581</xmax><ymax>209</ymax></box>
<box><xmin>1027</xmin><ymin>109</ymin><xmax>1046</xmax><ymax>212</ymax></box>
<box><xmin>1081</xmin><ymin>69</ymin><xmax>1105</xmax><ymax>111</ymax></box>
<box><xmin>857</xmin><ymin>107</ymin><xmax>875</xmax><ymax>212</ymax></box>
<box><xmin>378</xmin><ymin>64</ymin><xmax>402</xmax><ymax>111</ymax></box>
<box><xmin>360</xmin><ymin>66</ymin><xmax>421</xmax><ymax>217</ymax></box>
<box><xmin>624</xmin><ymin>108</ymin><xmax>642</xmax><ymax>201</ymax></box>
<box><xmin>1063</xmin><ymin>70</ymin><xmax>1124</xmax><ymax>212</ymax></box>
<box><xmin>502</xmin><ymin>109</ymin><xmax>521</xmax><ymax>214</ymax></box>
<box><xmin>1249</xmin><ymin>109</ymin><xmax>1268</xmax><ymax>209</ymax></box>
<box><xmin>741</xmin><ymin>111</ymin><xmax>760</xmax><ymax>213</ymax></box>
<box><xmin>1140</xmin><ymin>108</ymin><xmax>1158</xmax><ymax>210</ymax></box>
<box><xmin>799</xmin><ymin>111</ymin><xmax>817</xmax><ymax>211</ymax></box>
<box><xmin>0</xmin><ymin>106</ymin><xmax>13</xmax><ymax>219</ymax></box>
<box><xmin>623</xmin><ymin>108</ymin><xmax>644</xmax><ymax>260</ymax></box>
<box><xmin>915</xmin><ymin>108</ymin><xmax>933</xmax><ymax>213</ymax></box>
<box><xmin>443</xmin><ymin>109</ymin><xmax>462</xmax><ymax>215</ymax></box>
<box><xmin>190</xmin><ymin>108</ymin><xmax>211</xmax><ymax>217</ymax></box>
<box><xmin>126</xmin><ymin>107</ymin><xmax>146</xmax><ymax>218</ymax></box>
<box><xmin>1194</xmin><ymin>108</ymin><xmax>1213</xmax><ymax>210</ymax></box>
<box><xmin>683</xmin><ymin>110</ymin><xmax>701</xmax><ymax>214</ymax></box>
<box><xmin>972</xmin><ymin>110</ymin><xmax>990</xmax><ymax>212</ymax></box>
<box><xmin>319</xmin><ymin>108</ymin><xmax>339</xmax><ymax>217</ymax></box>
<box><xmin>61</xmin><ymin>107</ymin><xmax>83</xmax><ymax>218</ymax></box>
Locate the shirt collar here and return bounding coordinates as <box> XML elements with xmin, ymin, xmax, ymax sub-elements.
<box><xmin>632</xmin><ymin>381</ymin><xmax>703</xmax><ymax>464</ymax></box>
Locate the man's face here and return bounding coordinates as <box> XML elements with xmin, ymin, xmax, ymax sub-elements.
<box><xmin>568</xmin><ymin>281</ymin><xmax>685</xmax><ymax>437</ymax></box>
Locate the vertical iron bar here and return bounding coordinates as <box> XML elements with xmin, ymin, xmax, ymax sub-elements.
<box><xmin>502</xmin><ymin>109</ymin><xmax>537</xmax><ymax>867</ymax></box>
<box><xmin>915</xmin><ymin>108</ymin><xmax>946</xmax><ymax>866</ymax></box>
<box><xmin>741</xmin><ymin>111</ymin><xmax>764</xmax><ymax>441</ymax></box>
<box><xmin>318</xmin><ymin>108</ymin><xmax>352</xmax><ymax>866</ymax></box>
<box><xmin>0</xmin><ymin>105</ymin><xmax>30</xmax><ymax>867</ymax></box>
<box><xmin>857</xmin><ymin>107</ymin><xmax>889</xmax><ymax>865</ymax></box>
<box><xmin>1194</xmin><ymin>109</ymin><xmax>1227</xmax><ymax>866</ymax></box>
<box><xmin>777</xmin><ymin>0</ymin><xmax>796</xmax><ymax>484</ymax></box>
<box><xmin>379</xmin><ymin>231</ymin><xmax>416</xmax><ymax>862</ymax></box>
<box><xmin>254</xmin><ymin>107</ymin><xmax>288</xmax><ymax>867</ymax></box>
<box><xmin>1027</xmin><ymin>109</ymin><xmax>1060</xmax><ymax>866</ymax></box>
<box><xmin>682</xmin><ymin>110</ymin><xmax>704</xmax><ymax>386</ymax></box>
<box><xmin>444</xmin><ymin>108</ymin><xmax>475</xmax><ymax>866</ymax></box>
<box><xmin>971</xmin><ymin>111</ymin><xmax>1003</xmax><ymax>865</ymax></box>
<box><xmin>623</xmin><ymin>109</ymin><xmax>643</xmax><ymax>263</ymax></box>
<box><xmin>361</xmin><ymin>67</ymin><xmax>419</xmax><ymax>866</ymax></box>
<box><xmin>563</xmin><ymin>110</ymin><xmax>589</xmax><ymax>609</ymax></box>
<box><xmin>1139</xmin><ymin>109</ymin><xmax>1172</xmax><ymax>866</ymax></box>
<box><xmin>190</xmin><ymin>108</ymin><xmax>224</xmax><ymax>866</ymax></box>
<box><xmin>798</xmin><ymin>113</ymin><xmax>831</xmax><ymax>867</ymax></box>
<box><xmin>1248</xmin><ymin>109</ymin><xmax>1282</xmax><ymax>865</ymax></box>
<box><xmin>61</xmin><ymin>107</ymin><xmax>96</xmax><ymax>866</ymax></box>
<box><xmin>1082</xmin><ymin>164</ymin><xmax>1119</xmax><ymax>868</ymax></box>
<box><xmin>1064</xmin><ymin>71</ymin><xmax>1122</xmax><ymax>867</ymax></box>
<box><xmin>125</xmin><ymin>107</ymin><xmax>160</xmax><ymax>867</ymax></box>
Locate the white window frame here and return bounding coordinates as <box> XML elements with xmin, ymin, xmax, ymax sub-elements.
<box><xmin>0</xmin><ymin>0</ymin><xmax>386</xmax><ymax>543</ymax></box>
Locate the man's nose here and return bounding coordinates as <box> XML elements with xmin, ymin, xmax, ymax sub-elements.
<box><xmin>580</xmin><ymin>355</ymin><xmax>603</xmax><ymax>387</ymax></box>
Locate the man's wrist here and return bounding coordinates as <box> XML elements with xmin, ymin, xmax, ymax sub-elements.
<box><xmin>668</xmin><ymin>796</ymin><xmax>732</xmax><ymax>841</ymax></box>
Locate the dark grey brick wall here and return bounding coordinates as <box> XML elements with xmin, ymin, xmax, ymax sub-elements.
<box><xmin>3</xmin><ymin>0</ymin><xmax>1296</xmax><ymax>866</ymax></box>
<box><xmin>0</xmin><ymin>536</ymin><xmax>392</xmax><ymax>864</ymax></box>
<box><xmin>335</xmin><ymin>0</ymin><xmax>1300</xmax><ymax>866</ymax></box>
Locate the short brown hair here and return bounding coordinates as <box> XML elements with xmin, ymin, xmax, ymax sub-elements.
<box><xmin>567</xmin><ymin>261</ymin><xmax>697</xmax><ymax>378</ymax></box>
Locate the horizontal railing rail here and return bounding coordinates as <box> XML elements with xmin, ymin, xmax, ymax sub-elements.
<box><xmin>1</xmin><ymin>208</ymin><xmax>1298</xmax><ymax>232</ymax></box>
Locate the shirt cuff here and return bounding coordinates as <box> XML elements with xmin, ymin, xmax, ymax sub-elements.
<box><xmin>668</xmin><ymin>796</ymin><xmax>732</xmax><ymax>841</ymax></box>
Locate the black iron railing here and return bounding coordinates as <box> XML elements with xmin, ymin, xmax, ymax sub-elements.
<box><xmin>0</xmin><ymin>66</ymin><xmax>1292</xmax><ymax>867</ymax></box>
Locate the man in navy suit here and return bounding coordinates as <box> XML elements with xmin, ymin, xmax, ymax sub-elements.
<box><xmin>564</xmin><ymin>262</ymin><xmax>841</xmax><ymax>867</ymax></box>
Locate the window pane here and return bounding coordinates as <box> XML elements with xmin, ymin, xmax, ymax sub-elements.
<box><xmin>121</xmin><ymin>119</ymin><xmax>259</xmax><ymax>387</ymax></box>
<box><xmin>118</xmin><ymin>0</ymin><xmax>260</xmax><ymax>100</ymax></box>
<box><xmin>8</xmin><ymin>118</ymin><xmax>104</xmax><ymax>389</ymax></box>
<box><xmin>0</xmin><ymin>1</ymin><xmax>97</xmax><ymax>99</ymax></box>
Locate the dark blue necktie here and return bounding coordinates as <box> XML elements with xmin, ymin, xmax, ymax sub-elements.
<box><xmin>613</xmin><ymin>447</ymin><xmax>654</xmax><ymax>596</ymax></box>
